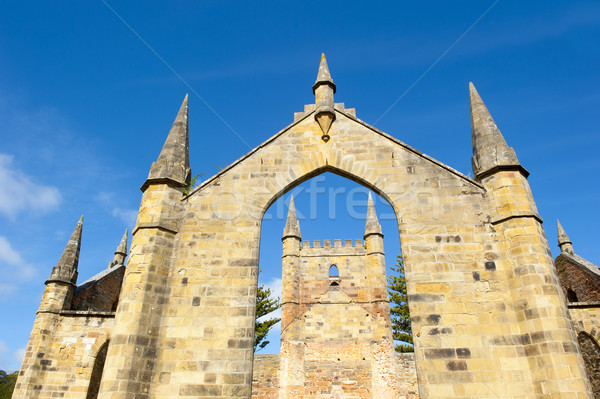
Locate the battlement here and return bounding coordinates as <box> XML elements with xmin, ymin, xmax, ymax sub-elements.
<box><xmin>299</xmin><ymin>239</ymin><xmax>365</xmax><ymax>256</ymax></box>
<box><xmin>294</xmin><ymin>102</ymin><xmax>356</xmax><ymax>122</ymax></box>
<box><xmin>301</xmin><ymin>239</ymin><xmax>363</xmax><ymax>248</ymax></box>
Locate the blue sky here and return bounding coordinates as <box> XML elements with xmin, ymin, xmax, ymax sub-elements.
<box><xmin>0</xmin><ymin>1</ymin><xmax>599</xmax><ymax>368</ymax></box>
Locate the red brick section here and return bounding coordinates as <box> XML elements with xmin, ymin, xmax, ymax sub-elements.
<box><xmin>71</xmin><ymin>265</ymin><xmax>125</xmax><ymax>311</ymax></box>
<box><xmin>555</xmin><ymin>253</ymin><xmax>600</xmax><ymax>303</ymax></box>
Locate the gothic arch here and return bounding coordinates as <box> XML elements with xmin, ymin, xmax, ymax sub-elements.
<box><xmin>577</xmin><ymin>332</ymin><xmax>600</xmax><ymax>398</ymax></box>
<box><xmin>86</xmin><ymin>341</ymin><xmax>109</xmax><ymax>399</ymax></box>
<box><xmin>96</xmin><ymin>72</ymin><xmax>593</xmax><ymax>397</ymax></box>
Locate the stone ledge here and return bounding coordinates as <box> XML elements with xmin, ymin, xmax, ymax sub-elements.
<box><xmin>60</xmin><ymin>310</ymin><xmax>115</xmax><ymax>317</ymax></box>
<box><xmin>133</xmin><ymin>221</ymin><xmax>178</xmax><ymax>235</ymax></box>
<box><xmin>567</xmin><ymin>301</ymin><xmax>600</xmax><ymax>309</ymax></box>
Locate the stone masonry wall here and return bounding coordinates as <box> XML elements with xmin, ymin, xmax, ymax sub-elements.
<box><xmin>93</xmin><ymin>102</ymin><xmax>594</xmax><ymax>397</ymax></box>
<box><xmin>279</xmin><ymin>235</ymin><xmax>397</xmax><ymax>397</ymax></box>
<box><xmin>12</xmin><ymin>313</ymin><xmax>113</xmax><ymax>399</ymax></box>
<box><xmin>569</xmin><ymin>303</ymin><xmax>600</xmax><ymax>399</ymax></box>
<box><xmin>251</xmin><ymin>352</ymin><xmax>419</xmax><ymax>399</ymax></box>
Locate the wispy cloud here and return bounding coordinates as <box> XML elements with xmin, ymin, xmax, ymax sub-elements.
<box><xmin>0</xmin><ymin>340</ymin><xmax>25</xmax><ymax>371</ymax></box>
<box><xmin>0</xmin><ymin>236</ymin><xmax>38</xmax><ymax>281</ymax></box>
<box><xmin>111</xmin><ymin>208</ymin><xmax>138</xmax><ymax>227</ymax></box>
<box><xmin>0</xmin><ymin>236</ymin><xmax>38</xmax><ymax>302</ymax></box>
<box><xmin>96</xmin><ymin>191</ymin><xmax>138</xmax><ymax>227</ymax></box>
<box><xmin>0</xmin><ymin>154</ymin><xmax>61</xmax><ymax>220</ymax></box>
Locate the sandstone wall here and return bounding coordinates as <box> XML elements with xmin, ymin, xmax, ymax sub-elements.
<box><xmin>12</xmin><ymin>312</ymin><xmax>113</xmax><ymax>399</ymax></box>
<box><xmin>251</xmin><ymin>352</ymin><xmax>420</xmax><ymax>398</ymax></box>
<box><xmin>95</xmin><ymin>102</ymin><xmax>593</xmax><ymax>397</ymax></box>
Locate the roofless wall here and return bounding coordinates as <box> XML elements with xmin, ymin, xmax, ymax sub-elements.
<box><xmin>14</xmin><ymin>55</ymin><xmax>594</xmax><ymax>399</ymax></box>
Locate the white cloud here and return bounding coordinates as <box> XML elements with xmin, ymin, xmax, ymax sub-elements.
<box><xmin>0</xmin><ymin>236</ymin><xmax>38</xmax><ymax>301</ymax></box>
<box><xmin>0</xmin><ymin>236</ymin><xmax>22</xmax><ymax>265</ymax></box>
<box><xmin>0</xmin><ymin>341</ymin><xmax>12</xmax><ymax>371</ymax></box>
<box><xmin>0</xmin><ymin>153</ymin><xmax>61</xmax><ymax>220</ymax></box>
<box><xmin>0</xmin><ymin>284</ymin><xmax>18</xmax><ymax>301</ymax></box>
<box><xmin>0</xmin><ymin>341</ymin><xmax>24</xmax><ymax>371</ymax></box>
<box><xmin>96</xmin><ymin>191</ymin><xmax>138</xmax><ymax>227</ymax></box>
<box><xmin>13</xmin><ymin>347</ymin><xmax>25</xmax><ymax>367</ymax></box>
<box><xmin>0</xmin><ymin>236</ymin><xmax>38</xmax><ymax>281</ymax></box>
<box><xmin>111</xmin><ymin>208</ymin><xmax>138</xmax><ymax>227</ymax></box>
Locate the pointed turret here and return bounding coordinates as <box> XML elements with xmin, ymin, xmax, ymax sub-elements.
<box><xmin>283</xmin><ymin>196</ymin><xmax>301</xmax><ymax>240</ymax></box>
<box><xmin>557</xmin><ymin>220</ymin><xmax>574</xmax><ymax>255</ymax></box>
<box><xmin>364</xmin><ymin>192</ymin><xmax>382</xmax><ymax>237</ymax></box>
<box><xmin>47</xmin><ymin>216</ymin><xmax>83</xmax><ymax>285</ymax></box>
<box><xmin>142</xmin><ymin>95</ymin><xmax>191</xmax><ymax>191</ymax></box>
<box><xmin>312</xmin><ymin>53</ymin><xmax>336</xmax><ymax>94</ymax></box>
<box><xmin>313</xmin><ymin>54</ymin><xmax>336</xmax><ymax>141</ymax></box>
<box><xmin>109</xmin><ymin>228</ymin><xmax>128</xmax><ymax>268</ymax></box>
<box><xmin>469</xmin><ymin>82</ymin><xmax>527</xmax><ymax>179</ymax></box>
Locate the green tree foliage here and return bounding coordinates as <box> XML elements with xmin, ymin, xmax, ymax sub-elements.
<box><xmin>0</xmin><ymin>370</ymin><xmax>18</xmax><ymax>399</ymax></box>
<box><xmin>388</xmin><ymin>255</ymin><xmax>413</xmax><ymax>352</ymax></box>
<box><xmin>254</xmin><ymin>284</ymin><xmax>281</xmax><ymax>352</ymax></box>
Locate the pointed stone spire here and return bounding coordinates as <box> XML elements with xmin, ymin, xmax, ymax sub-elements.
<box><xmin>557</xmin><ymin>220</ymin><xmax>574</xmax><ymax>255</ymax></box>
<box><xmin>142</xmin><ymin>95</ymin><xmax>191</xmax><ymax>191</ymax></box>
<box><xmin>364</xmin><ymin>192</ymin><xmax>382</xmax><ymax>237</ymax></box>
<box><xmin>469</xmin><ymin>82</ymin><xmax>527</xmax><ymax>179</ymax></box>
<box><xmin>47</xmin><ymin>216</ymin><xmax>83</xmax><ymax>285</ymax></box>
<box><xmin>282</xmin><ymin>195</ymin><xmax>301</xmax><ymax>240</ymax></box>
<box><xmin>109</xmin><ymin>229</ymin><xmax>128</xmax><ymax>268</ymax></box>
<box><xmin>313</xmin><ymin>53</ymin><xmax>336</xmax><ymax>94</ymax></box>
<box><xmin>313</xmin><ymin>54</ymin><xmax>336</xmax><ymax>141</ymax></box>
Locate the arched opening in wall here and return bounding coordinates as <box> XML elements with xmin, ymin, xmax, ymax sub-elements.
<box><xmin>577</xmin><ymin>332</ymin><xmax>600</xmax><ymax>397</ymax></box>
<box><xmin>567</xmin><ymin>289</ymin><xmax>579</xmax><ymax>303</ymax></box>
<box><xmin>257</xmin><ymin>171</ymin><xmax>406</xmax><ymax>355</ymax></box>
<box><xmin>86</xmin><ymin>341</ymin><xmax>109</xmax><ymax>399</ymax></box>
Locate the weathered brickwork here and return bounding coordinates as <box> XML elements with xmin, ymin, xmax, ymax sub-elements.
<box><xmin>252</xmin><ymin>353</ymin><xmax>419</xmax><ymax>399</ymax></box>
<box><xmin>12</xmin><ymin>312</ymin><xmax>114</xmax><ymax>398</ymax></box>
<box><xmin>13</xmin><ymin>220</ymin><xmax>127</xmax><ymax>399</ymax></box>
<box><xmin>577</xmin><ymin>332</ymin><xmax>600</xmax><ymax>399</ymax></box>
<box><xmin>568</xmin><ymin>304</ymin><xmax>600</xmax><ymax>399</ymax></box>
<box><xmin>276</xmin><ymin>197</ymin><xmax>398</xmax><ymax>398</ymax></box>
<box><xmin>556</xmin><ymin>253</ymin><xmax>600</xmax><ymax>303</ymax></box>
<box><xmin>15</xmin><ymin>56</ymin><xmax>598</xmax><ymax>398</ymax></box>
<box><xmin>554</xmin><ymin>222</ymin><xmax>600</xmax><ymax>398</ymax></box>
<box><xmin>72</xmin><ymin>265</ymin><xmax>125</xmax><ymax>312</ymax></box>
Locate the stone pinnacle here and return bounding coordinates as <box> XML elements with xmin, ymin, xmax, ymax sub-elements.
<box><xmin>109</xmin><ymin>228</ymin><xmax>129</xmax><ymax>268</ymax></box>
<box><xmin>48</xmin><ymin>215</ymin><xmax>83</xmax><ymax>285</ymax></box>
<box><xmin>557</xmin><ymin>219</ymin><xmax>574</xmax><ymax>254</ymax></box>
<box><xmin>143</xmin><ymin>94</ymin><xmax>191</xmax><ymax>190</ymax></box>
<box><xmin>364</xmin><ymin>192</ymin><xmax>382</xmax><ymax>237</ymax></box>
<box><xmin>313</xmin><ymin>53</ymin><xmax>336</xmax><ymax>94</ymax></box>
<box><xmin>283</xmin><ymin>195</ymin><xmax>301</xmax><ymax>239</ymax></box>
<box><xmin>469</xmin><ymin>82</ymin><xmax>525</xmax><ymax>179</ymax></box>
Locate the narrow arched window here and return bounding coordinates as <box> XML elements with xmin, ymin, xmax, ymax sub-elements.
<box><xmin>329</xmin><ymin>264</ymin><xmax>339</xmax><ymax>277</ymax></box>
<box><xmin>86</xmin><ymin>341</ymin><xmax>109</xmax><ymax>399</ymax></box>
<box><xmin>329</xmin><ymin>264</ymin><xmax>340</xmax><ymax>286</ymax></box>
<box><xmin>567</xmin><ymin>289</ymin><xmax>579</xmax><ymax>303</ymax></box>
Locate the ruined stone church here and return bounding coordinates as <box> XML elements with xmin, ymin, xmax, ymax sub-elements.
<box><xmin>12</xmin><ymin>55</ymin><xmax>600</xmax><ymax>398</ymax></box>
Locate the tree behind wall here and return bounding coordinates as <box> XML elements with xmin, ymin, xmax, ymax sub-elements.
<box><xmin>0</xmin><ymin>370</ymin><xmax>18</xmax><ymax>399</ymax></box>
<box><xmin>388</xmin><ymin>255</ymin><xmax>413</xmax><ymax>352</ymax></box>
<box><xmin>255</xmin><ymin>284</ymin><xmax>281</xmax><ymax>352</ymax></box>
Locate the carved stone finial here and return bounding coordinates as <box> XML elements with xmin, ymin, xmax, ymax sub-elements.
<box><xmin>47</xmin><ymin>215</ymin><xmax>83</xmax><ymax>285</ymax></box>
<box><xmin>557</xmin><ymin>220</ymin><xmax>574</xmax><ymax>255</ymax></box>
<box><xmin>469</xmin><ymin>82</ymin><xmax>527</xmax><ymax>180</ymax></box>
<box><xmin>364</xmin><ymin>193</ymin><xmax>382</xmax><ymax>237</ymax></box>
<box><xmin>283</xmin><ymin>195</ymin><xmax>301</xmax><ymax>240</ymax></box>
<box><xmin>109</xmin><ymin>228</ymin><xmax>129</xmax><ymax>268</ymax></box>
<box><xmin>142</xmin><ymin>94</ymin><xmax>191</xmax><ymax>191</ymax></box>
<box><xmin>313</xmin><ymin>54</ymin><xmax>336</xmax><ymax>141</ymax></box>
